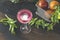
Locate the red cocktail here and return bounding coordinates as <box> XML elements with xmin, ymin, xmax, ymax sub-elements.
<box><xmin>17</xmin><ymin>9</ymin><xmax>32</xmax><ymax>34</ymax></box>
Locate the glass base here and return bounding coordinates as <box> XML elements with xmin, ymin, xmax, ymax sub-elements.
<box><xmin>20</xmin><ymin>24</ymin><xmax>31</xmax><ymax>34</ymax></box>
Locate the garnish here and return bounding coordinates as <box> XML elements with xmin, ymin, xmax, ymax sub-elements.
<box><xmin>0</xmin><ymin>14</ymin><xmax>17</xmax><ymax>34</ymax></box>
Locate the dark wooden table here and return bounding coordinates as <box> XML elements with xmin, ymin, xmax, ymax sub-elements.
<box><xmin>0</xmin><ymin>0</ymin><xmax>60</xmax><ymax>40</ymax></box>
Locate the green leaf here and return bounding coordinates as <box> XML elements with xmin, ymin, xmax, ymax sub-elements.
<box><xmin>0</xmin><ymin>18</ymin><xmax>7</xmax><ymax>22</ymax></box>
<box><xmin>9</xmin><ymin>25</ymin><xmax>12</xmax><ymax>31</ymax></box>
<box><xmin>41</xmin><ymin>20</ymin><xmax>46</xmax><ymax>29</ymax></box>
<box><xmin>29</xmin><ymin>18</ymin><xmax>34</xmax><ymax>24</ymax></box>
<box><xmin>11</xmin><ymin>27</ymin><xmax>15</xmax><ymax>34</ymax></box>
<box><xmin>47</xmin><ymin>23</ymin><xmax>54</xmax><ymax>31</ymax></box>
<box><xmin>29</xmin><ymin>18</ymin><xmax>38</xmax><ymax>26</ymax></box>
<box><xmin>0</xmin><ymin>14</ymin><xmax>17</xmax><ymax>34</ymax></box>
<box><xmin>35</xmin><ymin>20</ymin><xmax>42</xmax><ymax>28</ymax></box>
<box><xmin>44</xmin><ymin>23</ymin><xmax>49</xmax><ymax>27</ymax></box>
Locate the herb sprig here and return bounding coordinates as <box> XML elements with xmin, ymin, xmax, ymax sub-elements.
<box><xmin>0</xmin><ymin>14</ymin><xmax>17</xmax><ymax>34</ymax></box>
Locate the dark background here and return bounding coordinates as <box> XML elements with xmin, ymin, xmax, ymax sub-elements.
<box><xmin>0</xmin><ymin>0</ymin><xmax>60</xmax><ymax>40</ymax></box>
